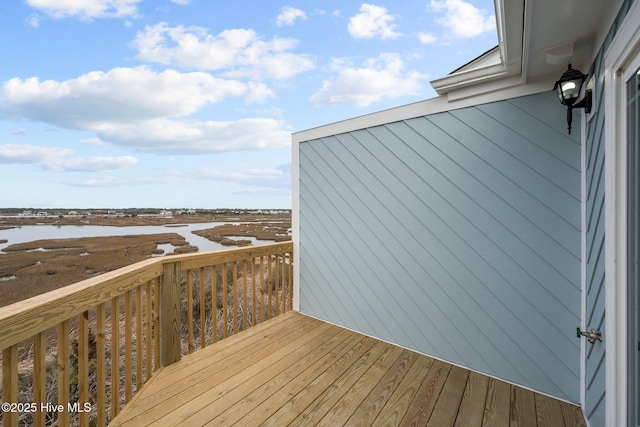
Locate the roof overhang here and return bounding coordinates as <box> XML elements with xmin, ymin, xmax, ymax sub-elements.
<box><xmin>430</xmin><ymin>0</ymin><xmax>524</xmax><ymax>99</ymax></box>
<box><xmin>431</xmin><ymin>0</ymin><xmax>625</xmax><ymax>101</ymax></box>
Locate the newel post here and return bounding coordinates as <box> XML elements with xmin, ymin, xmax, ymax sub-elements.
<box><xmin>159</xmin><ymin>260</ymin><xmax>181</xmax><ymax>367</ymax></box>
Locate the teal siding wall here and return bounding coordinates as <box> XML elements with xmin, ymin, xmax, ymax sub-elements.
<box><xmin>299</xmin><ymin>91</ymin><xmax>582</xmax><ymax>402</ymax></box>
<box><xmin>583</xmin><ymin>1</ymin><xmax>635</xmax><ymax>424</ymax></box>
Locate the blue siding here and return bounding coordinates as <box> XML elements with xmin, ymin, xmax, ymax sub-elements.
<box><xmin>583</xmin><ymin>1</ymin><xmax>635</xmax><ymax>424</ymax></box>
<box><xmin>299</xmin><ymin>91</ymin><xmax>582</xmax><ymax>402</ymax></box>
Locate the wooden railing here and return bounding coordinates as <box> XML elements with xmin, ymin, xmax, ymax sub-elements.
<box><xmin>0</xmin><ymin>241</ymin><xmax>293</xmax><ymax>427</ymax></box>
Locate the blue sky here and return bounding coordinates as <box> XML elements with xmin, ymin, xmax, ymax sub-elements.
<box><xmin>0</xmin><ymin>0</ymin><xmax>497</xmax><ymax>209</ymax></box>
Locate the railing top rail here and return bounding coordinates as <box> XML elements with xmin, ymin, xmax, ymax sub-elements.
<box><xmin>0</xmin><ymin>258</ymin><xmax>162</xmax><ymax>350</ymax></box>
<box><xmin>174</xmin><ymin>241</ymin><xmax>292</xmax><ymax>270</ymax></box>
<box><xmin>0</xmin><ymin>242</ymin><xmax>292</xmax><ymax>350</ymax></box>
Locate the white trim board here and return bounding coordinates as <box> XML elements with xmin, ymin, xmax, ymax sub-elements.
<box><xmin>291</xmin><ymin>137</ymin><xmax>301</xmax><ymax>312</ymax></box>
<box><xmin>603</xmin><ymin>1</ymin><xmax>640</xmax><ymax>425</ymax></box>
<box><xmin>293</xmin><ymin>76</ymin><xmax>554</xmax><ymax>144</ymax></box>
<box><xmin>580</xmin><ymin>98</ymin><xmax>588</xmax><ymax>414</ymax></box>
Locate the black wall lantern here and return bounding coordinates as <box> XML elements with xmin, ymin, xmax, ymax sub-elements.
<box><xmin>553</xmin><ymin>64</ymin><xmax>592</xmax><ymax>134</ymax></box>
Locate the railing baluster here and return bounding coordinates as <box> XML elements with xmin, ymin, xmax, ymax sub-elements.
<box><xmin>251</xmin><ymin>257</ymin><xmax>257</xmax><ymax>326</ymax></box>
<box><xmin>111</xmin><ymin>296</ymin><xmax>120</xmax><ymax>418</ymax></box>
<box><xmin>136</xmin><ymin>286</ymin><xmax>143</xmax><ymax>390</ymax></box>
<box><xmin>154</xmin><ymin>278</ymin><xmax>160</xmax><ymax>370</ymax></box>
<box><xmin>199</xmin><ymin>267</ymin><xmax>206</xmax><ymax>348</ymax></box>
<box><xmin>96</xmin><ymin>303</ymin><xmax>106</xmax><ymax>427</ymax></box>
<box><xmin>78</xmin><ymin>311</ymin><xmax>90</xmax><ymax>427</ymax></box>
<box><xmin>233</xmin><ymin>262</ymin><xmax>238</xmax><ymax>335</ymax></box>
<box><xmin>267</xmin><ymin>255</ymin><xmax>272</xmax><ymax>320</ymax></box>
<box><xmin>212</xmin><ymin>265</ymin><xmax>217</xmax><ymax>343</ymax></box>
<box><xmin>124</xmin><ymin>290</ymin><xmax>133</xmax><ymax>403</ymax></box>
<box><xmin>289</xmin><ymin>252</ymin><xmax>293</xmax><ymax>311</ymax></box>
<box><xmin>33</xmin><ymin>332</ymin><xmax>46</xmax><ymax>427</ymax></box>
<box><xmin>57</xmin><ymin>320</ymin><xmax>70</xmax><ymax>427</ymax></box>
<box><xmin>283</xmin><ymin>253</ymin><xmax>288</xmax><ymax>312</ymax></box>
<box><xmin>275</xmin><ymin>253</ymin><xmax>280</xmax><ymax>316</ymax></box>
<box><xmin>186</xmin><ymin>270</ymin><xmax>193</xmax><ymax>353</ymax></box>
<box><xmin>222</xmin><ymin>263</ymin><xmax>228</xmax><ymax>339</ymax></box>
<box><xmin>145</xmin><ymin>281</ymin><xmax>152</xmax><ymax>381</ymax></box>
<box><xmin>2</xmin><ymin>344</ymin><xmax>18</xmax><ymax>427</ymax></box>
<box><xmin>243</xmin><ymin>259</ymin><xmax>248</xmax><ymax>331</ymax></box>
<box><xmin>284</xmin><ymin>254</ymin><xmax>288</xmax><ymax>313</ymax></box>
<box><xmin>260</xmin><ymin>256</ymin><xmax>265</xmax><ymax>323</ymax></box>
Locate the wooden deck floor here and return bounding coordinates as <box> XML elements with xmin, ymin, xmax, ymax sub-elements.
<box><xmin>110</xmin><ymin>311</ymin><xmax>586</xmax><ymax>426</ymax></box>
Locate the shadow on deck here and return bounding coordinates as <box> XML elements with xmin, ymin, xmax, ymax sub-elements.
<box><xmin>110</xmin><ymin>311</ymin><xmax>585</xmax><ymax>426</ymax></box>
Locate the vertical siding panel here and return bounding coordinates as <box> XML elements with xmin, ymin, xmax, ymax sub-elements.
<box><xmin>299</xmin><ymin>91</ymin><xmax>581</xmax><ymax>402</ymax></box>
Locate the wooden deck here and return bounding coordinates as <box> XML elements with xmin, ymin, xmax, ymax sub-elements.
<box><xmin>110</xmin><ymin>311</ymin><xmax>586</xmax><ymax>426</ymax></box>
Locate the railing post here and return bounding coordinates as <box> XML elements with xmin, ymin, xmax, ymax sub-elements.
<box><xmin>159</xmin><ymin>261</ymin><xmax>181</xmax><ymax>367</ymax></box>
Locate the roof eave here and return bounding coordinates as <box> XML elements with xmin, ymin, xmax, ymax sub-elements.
<box><xmin>430</xmin><ymin>0</ymin><xmax>524</xmax><ymax>97</ymax></box>
<box><xmin>430</xmin><ymin>60</ymin><xmax>521</xmax><ymax>96</ymax></box>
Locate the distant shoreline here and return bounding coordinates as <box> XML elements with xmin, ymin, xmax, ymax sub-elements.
<box><xmin>0</xmin><ymin>211</ymin><xmax>290</xmax><ymax>228</ymax></box>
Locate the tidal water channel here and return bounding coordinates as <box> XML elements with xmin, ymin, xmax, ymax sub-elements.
<box><xmin>0</xmin><ymin>222</ymin><xmax>273</xmax><ymax>255</ymax></box>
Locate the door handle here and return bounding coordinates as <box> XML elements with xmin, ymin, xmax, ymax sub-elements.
<box><xmin>576</xmin><ymin>328</ymin><xmax>602</xmax><ymax>344</ymax></box>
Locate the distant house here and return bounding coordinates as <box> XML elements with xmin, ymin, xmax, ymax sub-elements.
<box><xmin>293</xmin><ymin>1</ymin><xmax>639</xmax><ymax>426</ymax></box>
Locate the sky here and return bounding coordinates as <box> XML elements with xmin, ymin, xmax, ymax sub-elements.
<box><xmin>0</xmin><ymin>0</ymin><xmax>497</xmax><ymax>209</ymax></box>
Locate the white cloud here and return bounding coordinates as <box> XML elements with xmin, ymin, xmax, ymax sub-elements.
<box><xmin>0</xmin><ymin>143</ymin><xmax>137</xmax><ymax>172</ymax></box>
<box><xmin>132</xmin><ymin>23</ymin><xmax>314</xmax><ymax>80</ymax></box>
<box><xmin>26</xmin><ymin>0</ymin><xmax>141</xmax><ymax>20</ymax></box>
<box><xmin>430</xmin><ymin>0</ymin><xmax>495</xmax><ymax>38</ymax></box>
<box><xmin>245</xmin><ymin>82</ymin><xmax>276</xmax><ymax>104</ymax></box>
<box><xmin>276</xmin><ymin>6</ymin><xmax>306</xmax><ymax>27</ymax></box>
<box><xmin>25</xmin><ymin>14</ymin><xmax>40</xmax><ymax>27</ymax></box>
<box><xmin>177</xmin><ymin>164</ymin><xmax>291</xmax><ymax>188</ymax></box>
<box><xmin>310</xmin><ymin>54</ymin><xmax>426</xmax><ymax>107</ymax></box>
<box><xmin>170</xmin><ymin>0</ymin><xmax>190</xmax><ymax>5</ymax></box>
<box><xmin>74</xmin><ymin>164</ymin><xmax>292</xmax><ymax>190</ymax></box>
<box><xmin>0</xmin><ymin>67</ymin><xmax>290</xmax><ymax>155</ymax></box>
<box><xmin>73</xmin><ymin>177</ymin><xmax>131</xmax><ymax>187</ymax></box>
<box><xmin>418</xmin><ymin>32</ymin><xmax>437</xmax><ymax>44</ymax></box>
<box><xmin>43</xmin><ymin>156</ymin><xmax>138</xmax><ymax>172</ymax></box>
<box><xmin>0</xmin><ymin>67</ymin><xmax>246</xmax><ymax>128</ymax></box>
<box><xmin>94</xmin><ymin>118</ymin><xmax>291</xmax><ymax>154</ymax></box>
<box><xmin>0</xmin><ymin>144</ymin><xmax>74</xmax><ymax>164</ymax></box>
<box><xmin>81</xmin><ymin>137</ymin><xmax>106</xmax><ymax>146</ymax></box>
<box><xmin>348</xmin><ymin>4</ymin><xmax>402</xmax><ymax>40</ymax></box>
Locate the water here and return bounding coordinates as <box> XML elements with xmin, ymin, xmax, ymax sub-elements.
<box><xmin>0</xmin><ymin>222</ymin><xmax>275</xmax><ymax>254</ymax></box>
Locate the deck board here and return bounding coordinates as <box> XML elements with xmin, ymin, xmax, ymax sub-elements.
<box><xmin>455</xmin><ymin>371</ymin><xmax>489</xmax><ymax>427</ymax></box>
<box><xmin>110</xmin><ymin>312</ymin><xmax>586</xmax><ymax>427</ymax></box>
